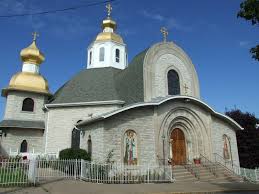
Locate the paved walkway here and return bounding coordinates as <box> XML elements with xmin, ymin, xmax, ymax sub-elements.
<box><xmin>0</xmin><ymin>180</ymin><xmax>259</xmax><ymax>194</ymax></box>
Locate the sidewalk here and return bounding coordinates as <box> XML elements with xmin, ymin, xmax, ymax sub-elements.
<box><xmin>1</xmin><ymin>180</ymin><xmax>259</xmax><ymax>194</ymax></box>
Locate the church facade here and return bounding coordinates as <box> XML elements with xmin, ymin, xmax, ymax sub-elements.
<box><xmin>0</xmin><ymin>4</ymin><xmax>242</xmax><ymax>167</ymax></box>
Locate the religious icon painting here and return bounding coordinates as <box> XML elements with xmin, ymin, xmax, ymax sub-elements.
<box><xmin>124</xmin><ymin>130</ymin><xmax>137</xmax><ymax>165</ymax></box>
<box><xmin>223</xmin><ymin>135</ymin><xmax>231</xmax><ymax>160</ymax></box>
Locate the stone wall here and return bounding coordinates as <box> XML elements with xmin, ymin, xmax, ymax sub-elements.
<box><xmin>0</xmin><ymin>128</ymin><xmax>44</xmax><ymax>155</ymax></box>
<box><xmin>44</xmin><ymin>104</ymin><xmax>121</xmax><ymax>154</ymax></box>
<box><xmin>81</xmin><ymin>107</ymin><xmax>156</xmax><ymax>165</ymax></box>
<box><xmin>211</xmin><ymin>117</ymin><xmax>240</xmax><ymax>166</ymax></box>
<box><xmin>143</xmin><ymin>42</ymin><xmax>200</xmax><ymax>101</ymax></box>
<box><xmin>4</xmin><ymin>91</ymin><xmax>47</xmax><ymax>121</ymax></box>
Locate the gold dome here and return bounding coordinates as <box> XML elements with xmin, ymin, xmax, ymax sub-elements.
<box><xmin>102</xmin><ymin>19</ymin><xmax>117</xmax><ymax>30</ymax></box>
<box><xmin>2</xmin><ymin>72</ymin><xmax>50</xmax><ymax>96</ymax></box>
<box><xmin>95</xmin><ymin>32</ymin><xmax>124</xmax><ymax>44</ymax></box>
<box><xmin>20</xmin><ymin>41</ymin><xmax>45</xmax><ymax>65</ymax></box>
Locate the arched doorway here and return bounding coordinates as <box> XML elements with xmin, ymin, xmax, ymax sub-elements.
<box><xmin>171</xmin><ymin>128</ymin><xmax>186</xmax><ymax>165</ymax></box>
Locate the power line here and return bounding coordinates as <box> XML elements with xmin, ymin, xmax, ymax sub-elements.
<box><xmin>0</xmin><ymin>0</ymin><xmax>116</xmax><ymax>18</ymax></box>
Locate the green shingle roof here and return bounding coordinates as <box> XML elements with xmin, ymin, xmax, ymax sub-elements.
<box><xmin>0</xmin><ymin>120</ymin><xmax>45</xmax><ymax>129</ymax></box>
<box><xmin>49</xmin><ymin>49</ymin><xmax>148</xmax><ymax>105</ymax></box>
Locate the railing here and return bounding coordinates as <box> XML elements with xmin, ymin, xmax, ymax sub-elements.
<box><xmin>184</xmin><ymin>159</ymin><xmax>200</xmax><ymax>180</ymax></box>
<box><xmin>81</xmin><ymin>161</ymin><xmax>174</xmax><ymax>183</ymax></box>
<box><xmin>213</xmin><ymin>153</ymin><xmax>240</xmax><ymax>176</ymax></box>
<box><xmin>200</xmin><ymin>154</ymin><xmax>217</xmax><ymax>176</ymax></box>
<box><xmin>0</xmin><ymin>159</ymin><xmax>174</xmax><ymax>186</ymax></box>
<box><xmin>0</xmin><ymin>158</ymin><xmax>30</xmax><ymax>186</ymax></box>
<box><xmin>240</xmin><ymin>167</ymin><xmax>259</xmax><ymax>183</ymax></box>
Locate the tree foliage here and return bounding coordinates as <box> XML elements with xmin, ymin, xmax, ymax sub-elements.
<box><xmin>226</xmin><ymin>109</ymin><xmax>259</xmax><ymax>168</ymax></box>
<box><xmin>237</xmin><ymin>0</ymin><xmax>259</xmax><ymax>61</ymax></box>
<box><xmin>59</xmin><ymin>148</ymin><xmax>91</xmax><ymax>161</ymax></box>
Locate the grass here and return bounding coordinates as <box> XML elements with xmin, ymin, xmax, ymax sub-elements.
<box><xmin>0</xmin><ymin>167</ymin><xmax>28</xmax><ymax>186</ymax></box>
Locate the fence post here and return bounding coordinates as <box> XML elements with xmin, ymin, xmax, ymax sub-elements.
<box><xmin>74</xmin><ymin>159</ymin><xmax>78</xmax><ymax>180</ymax></box>
<box><xmin>28</xmin><ymin>159</ymin><xmax>38</xmax><ymax>185</ymax></box>
<box><xmin>80</xmin><ymin>159</ymin><xmax>83</xmax><ymax>180</ymax></box>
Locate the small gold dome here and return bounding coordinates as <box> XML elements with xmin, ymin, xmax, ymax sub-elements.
<box><xmin>20</xmin><ymin>41</ymin><xmax>45</xmax><ymax>65</ymax></box>
<box><xmin>3</xmin><ymin>72</ymin><xmax>50</xmax><ymax>96</ymax></box>
<box><xmin>102</xmin><ymin>19</ymin><xmax>117</xmax><ymax>30</ymax></box>
<box><xmin>95</xmin><ymin>32</ymin><xmax>124</xmax><ymax>44</ymax></box>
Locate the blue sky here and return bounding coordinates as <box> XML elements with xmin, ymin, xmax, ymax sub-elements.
<box><xmin>0</xmin><ymin>0</ymin><xmax>258</xmax><ymax>119</ymax></box>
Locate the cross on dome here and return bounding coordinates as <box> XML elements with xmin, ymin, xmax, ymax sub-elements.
<box><xmin>160</xmin><ymin>27</ymin><xmax>168</xmax><ymax>42</ymax></box>
<box><xmin>32</xmin><ymin>32</ymin><xmax>39</xmax><ymax>42</ymax></box>
<box><xmin>106</xmin><ymin>2</ymin><xmax>112</xmax><ymax>18</ymax></box>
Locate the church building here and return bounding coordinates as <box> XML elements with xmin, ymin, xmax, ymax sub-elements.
<box><xmin>0</xmin><ymin>3</ymin><xmax>242</xmax><ymax>167</ymax></box>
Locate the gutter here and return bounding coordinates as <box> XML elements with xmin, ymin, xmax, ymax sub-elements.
<box><xmin>45</xmin><ymin>100</ymin><xmax>125</xmax><ymax>109</ymax></box>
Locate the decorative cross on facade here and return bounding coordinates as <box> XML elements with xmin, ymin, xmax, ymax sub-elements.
<box><xmin>160</xmin><ymin>27</ymin><xmax>168</xmax><ymax>42</ymax></box>
<box><xmin>183</xmin><ymin>84</ymin><xmax>189</xmax><ymax>95</ymax></box>
<box><xmin>32</xmin><ymin>32</ymin><xmax>39</xmax><ymax>42</ymax></box>
<box><xmin>106</xmin><ymin>2</ymin><xmax>112</xmax><ymax>18</ymax></box>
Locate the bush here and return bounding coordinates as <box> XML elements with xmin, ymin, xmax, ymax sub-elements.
<box><xmin>59</xmin><ymin>148</ymin><xmax>91</xmax><ymax>161</ymax></box>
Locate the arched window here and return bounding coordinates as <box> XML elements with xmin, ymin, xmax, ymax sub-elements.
<box><xmin>71</xmin><ymin>120</ymin><xmax>82</xmax><ymax>149</ymax></box>
<box><xmin>115</xmin><ymin>49</ymin><xmax>120</xmax><ymax>63</ymax></box>
<box><xmin>99</xmin><ymin>47</ymin><xmax>105</xmax><ymax>62</ymax></box>
<box><xmin>87</xmin><ymin>135</ymin><xmax>92</xmax><ymax>157</ymax></box>
<box><xmin>89</xmin><ymin>51</ymin><xmax>92</xmax><ymax>65</ymax></box>
<box><xmin>22</xmin><ymin>98</ymin><xmax>34</xmax><ymax>112</ymax></box>
<box><xmin>124</xmin><ymin>130</ymin><xmax>137</xmax><ymax>165</ymax></box>
<box><xmin>20</xmin><ymin>140</ymin><xmax>28</xmax><ymax>153</ymax></box>
<box><xmin>167</xmin><ymin>70</ymin><xmax>180</xmax><ymax>95</ymax></box>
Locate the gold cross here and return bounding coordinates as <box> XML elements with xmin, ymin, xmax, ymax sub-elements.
<box><xmin>160</xmin><ymin>27</ymin><xmax>168</xmax><ymax>42</ymax></box>
<box><xmin>183</xmin><ymin>84</ymin><xmax>189</xmax><ymax>95</ymax></box>
<box><xmin>106</xmin><ymin>2</ymin><xmax>112</xmax><ymax>18</ymax></box>
<box><xmin>32</xmin><ymin>32</ymin><xmax>39</xmax><ymax>42</ymax></box>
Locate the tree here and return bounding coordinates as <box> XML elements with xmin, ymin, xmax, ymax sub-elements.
<box><xmin>226</xmin><ymin>109</ymin><xmax>259</xmax><ymax>168</ymax></box>
<box><xmin>237</xmin><ymin>0</ymin><xmax>259</xmax><ymax>61</ymax></box>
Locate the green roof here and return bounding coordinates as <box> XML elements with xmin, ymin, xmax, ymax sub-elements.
<box><xmin>49</xmin><ymin>49</ymin><xmax>148</xmax><ymax>105</ymax></box>
<box><xmin>0</xmin><ymin>120</ymin><xmax>45</xmax><ymax>129</ymax></box>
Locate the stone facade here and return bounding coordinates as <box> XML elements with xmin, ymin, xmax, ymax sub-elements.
<box><xmin>4</xmin><ymin>91</ymin><xmax>47</xmax><ymax>121</ymax></box>
<box><xmin>80</xmin><ymin>98</ymin><xmax>241</xmax><ymax>166</ymax></box>
<box><xmin>0</xmin><ymin>128</ymin><xmax>43</xmax><ymax>155</ymax></box>
<box><xmin>44</xmin><ymin>104</ymin><xmax>121</xmax><ymax>154</ymax></box>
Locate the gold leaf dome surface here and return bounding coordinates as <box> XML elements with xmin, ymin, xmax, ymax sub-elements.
<box><xmin>95</xmin><ymin>32</ymin><xmax>124</xmax><ymax>44</ymax></box>
<box><xmin>7</xmin><ymin>72</ymin><xmax>50</xmax><ymax>95</ymax></box>
<box><xmin>20</xmin><ymin>41</ymin><xmax>45</xmax><ymax>65</ymax></box>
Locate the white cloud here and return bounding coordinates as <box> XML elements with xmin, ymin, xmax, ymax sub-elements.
<box><xmin>140</xmin><ymin>9</ymin><xmax>192</xmax><ymax>32</ymax></box>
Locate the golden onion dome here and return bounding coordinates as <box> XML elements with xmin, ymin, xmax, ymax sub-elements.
<box><xmin>2</xmin><ymin>72</ymin><xmax>50</xmax><ymax>96</ymax></box>
<box><xmin>95</xmin><ymin>32</ymin><xmax>124</xmax><ymax>44</ymax></box>
<box><xmin>20</xmin><ymin>41</ymin><xmax>45</xmax><ymax>65</ymax></box>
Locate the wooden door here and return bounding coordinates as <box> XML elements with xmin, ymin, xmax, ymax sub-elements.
<box><xmin>171</xmin><ymin>128</ymin><xmax>186</xmax><ymax>165</ymax></box>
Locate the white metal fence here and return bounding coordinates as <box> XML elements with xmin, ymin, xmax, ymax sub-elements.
<box><xmin>0</xmin><ymin>159</ymin><xmax>30</xmax><ymax>186</ymax></box>
<box><xmin>0</xmin><ymin>159</ymin><xmax>174</xmax><ymax>186</ymax></box>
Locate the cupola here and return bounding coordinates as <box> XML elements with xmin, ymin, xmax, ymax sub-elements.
<box><xmin>87</xmin><ymin>3</ymin><xmax>128</xmax><ymax>70</ymax></box>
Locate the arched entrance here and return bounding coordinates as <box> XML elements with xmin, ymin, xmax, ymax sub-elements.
<box><xmin>171</xmin><ymin>128</ymin><xmax>186</xmax><ymax>165</ymax></box>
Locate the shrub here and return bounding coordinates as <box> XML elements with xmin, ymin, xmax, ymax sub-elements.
<box><xmin>59</xmin><ymin>148</ymin><xmax>91</xmax><ymax>161</ymax></box>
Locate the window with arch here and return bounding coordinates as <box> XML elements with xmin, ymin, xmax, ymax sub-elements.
<box><xmin>87</xmin><ymin>135</ymin><xmax>92</xmax><ymax>157</ymax></box>
<box><xmin>167</xmin><ymin>70</ymin><xmax>180</xmax><ymax>95</ymax></box>
<box><xmin>223</xmin><ymin>134</ymin><xmax>232</xmax><ymax>160</ymax></box>
<box><xmin>99</xmin><ymin>47</ymin><xmax>105</xmax><ymax>62</ymax></box>
<box><xmin>89</xmin><ymin>51</ymin><xmax>92</xmax><ymax>65</ymax></box>
<box><xmin>115</xmin><ymin>49</ymin><xmax>120</xmax><ymax>63</ymax></box>
<box><xmin>20</xmin><ymin>140</ymin><xmax>28</xmax><ymax>153</ymax></box>
<box><xmin>71</xmin><ymin>120</ymin><xmax>82</xmax><ymax>149</ymax></box>
<box><xmin>124</xmin><ymin>130</ymin><xmax>137</xmax><ymax>165</ymax></box>
<box><xmin>22</xmin><ymin>98</ymin><xmax>34</xmax><ymax>112</ymax></box>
